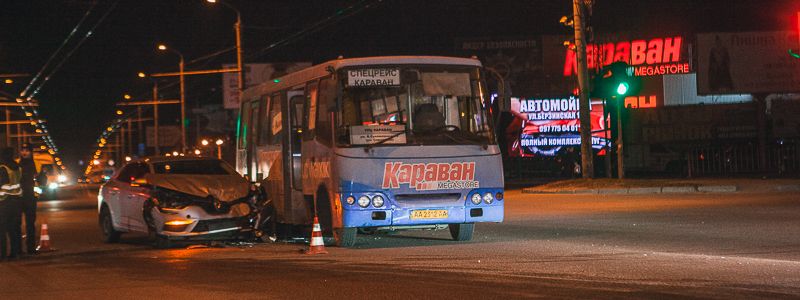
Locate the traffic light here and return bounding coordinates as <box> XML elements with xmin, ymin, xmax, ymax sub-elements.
<box><xmin>591</xmin><ymin>61</ymin><xmax>640</xmax><ymax>99</ymax></box>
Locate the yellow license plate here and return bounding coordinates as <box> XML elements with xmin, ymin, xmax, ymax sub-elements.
<box><xmin>410</xmin><ymin>210</ymin><xmax>448</xmax><ymax>219</ymax></box>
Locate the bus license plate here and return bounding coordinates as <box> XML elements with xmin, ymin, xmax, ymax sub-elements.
<box><xmin>410</xmin><ymin>210</ymin><xmax>448</xmax><ymax>219</ymax></box>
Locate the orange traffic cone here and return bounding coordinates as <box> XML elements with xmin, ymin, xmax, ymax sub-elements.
<box><xmin>36</xmin><ymin>223</ymin><xmax>54</xmax><ymax>252</ymax></box>
<box><xmin>304</xmin><ymin>217</ymin><xmax>328</xmax><ymax>255</ymax></box>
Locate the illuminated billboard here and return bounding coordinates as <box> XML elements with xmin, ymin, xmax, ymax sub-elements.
<box><xmin>508</xmin><ymin>96</ymin><xmax>610</xmax><ymax>157</ymax></box>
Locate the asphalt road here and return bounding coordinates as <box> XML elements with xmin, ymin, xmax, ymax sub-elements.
<box><xmin>1</xmin><ymin>184</ymin><xmax>799</xmax><ymax>299</ymax></box>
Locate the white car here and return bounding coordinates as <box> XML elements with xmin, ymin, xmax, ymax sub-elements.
<box><xmin>98</xmin><ymin>157</ymin><xmax>255</xmax><ymax>248</ymax></box>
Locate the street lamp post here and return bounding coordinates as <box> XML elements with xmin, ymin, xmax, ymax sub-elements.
<box><xmin>157</xmin><ymin>44</ymin><xmax>187</xmax><ymax>152</ymax></box>
<box><xmin>207</xmin><ymin>0</ymin><xmax>244</xmax><ymax>103</ymax></box>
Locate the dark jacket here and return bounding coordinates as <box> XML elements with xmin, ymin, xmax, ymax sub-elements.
<box><xmin>19</xmin><ymin>157</ymin><xmax>36</xmax><ymax>196</ymax></box>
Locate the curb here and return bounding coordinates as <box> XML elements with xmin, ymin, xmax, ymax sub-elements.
<box><xmin>697</xmin><ymin>185</ymin><xmax>738</xmax><ymax>193</ymax></box>
<box><xmin>661</xmin><ymin>186</ymin><xmax>697</xmax><ymax>193</ymax></box>
<box><xmin>775</xmin><ymin>185</ymin><xmax>800</xmax><ymax>192</ymax></box>
<box><xmin>522</xmin><ymin>185</ymin><xmax>738</xmax><ymax>195</ymax></box>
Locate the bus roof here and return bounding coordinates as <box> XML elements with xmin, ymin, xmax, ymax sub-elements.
<box><xmin>241</xmin><ymin>56</ymin><xmax>482</xmax><ymax>102</ymax></box>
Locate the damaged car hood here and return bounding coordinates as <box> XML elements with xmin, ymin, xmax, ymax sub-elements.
<box><xmin>144</xmin><ymin>174</ymin><xmax>250</xmax><ymax>202</ymax></box>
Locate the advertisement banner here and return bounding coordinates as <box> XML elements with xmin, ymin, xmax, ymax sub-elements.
<box><xmin>508</xmin><ymin>96</ymin><xmax>609</xmax><ymax>157</ymax></box>
<box><xmin>696</xmin><ymin>31</ymin><xmax>800</xmax><ymax>94</ymax></box>
<box><xmin>456</xmin><ymin>36</ymin><xmax>545</xmax><ymax>97</ymax></box>
<box><xmin>223</xmin><ymin>62</ymin><xmax>312</xmax><ymax>109</ymax></box>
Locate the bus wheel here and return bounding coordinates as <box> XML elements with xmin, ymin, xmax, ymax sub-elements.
<box><xmin>335</xmin><ymin>227</ymin><xmax>358</xmax><ymax>248</ymax></box>
<box><xmin>448</xmin><ymin>223</ymin><xmax>474</xmax><ymax>241</ymax></box>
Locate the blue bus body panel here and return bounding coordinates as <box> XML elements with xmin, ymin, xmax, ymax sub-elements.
<box><xmin>335</xmin><ymin>145</ymin><xmax>504</xmax><ymax>228</ymax></box>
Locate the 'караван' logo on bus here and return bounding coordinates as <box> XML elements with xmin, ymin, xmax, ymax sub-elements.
<box><xmin>381</xmin><ymin>162</ymin><xmax>478</xmax><ymax>191</ymax></box>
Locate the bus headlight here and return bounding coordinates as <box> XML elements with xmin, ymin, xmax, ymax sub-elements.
<box><xmin>357</xmin><ymin>195</ymin><xmax>370</xmax><ymax>208</ymax></box>
<box><xmin>372</xmin><ymin>195</ymin><xmax>384</xmax><ymax>208</ymax></box>
<box><xmin>483</xmin><ymin>192</ymin><xmax>494</xmax><ymax>204</ymax></box>
<box><xmin>345</xmin><ymin>195</ymin><xmax>356</xmax><ymax>205</ymax></box>
<box><xmin>470</xmin><ymin>193</ymin><xmax>482</xmax><ymax>205</ymax></box>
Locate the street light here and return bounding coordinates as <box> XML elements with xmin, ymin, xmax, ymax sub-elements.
<box><xmin>157</xmin><ymin>43</ymin><xmax>187</xmax><ymax>152</ymax></box>
<box><xmin>215</xmin><ymin>139</ymin><xmax>224</xmax><ymax>159</ymax></box>
<box><xmin>206</xmin><ymin>0</ymin><xmax>244</xmax><ymax>106</ymax></box>
<box><xmin>201</xmin><ymin>139</ymin><xmax>209</xmax><ymax>146</ymax></box>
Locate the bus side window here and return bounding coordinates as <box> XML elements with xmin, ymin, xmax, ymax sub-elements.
<box><xmin>269</xmin><ymin>93</ymin><xmax>284</xmax><ymax>145</ymax></box>
<box><xmin>303</xmin><ymin>80</ymin><xmax>319</xmax><ymax>141</ymax></box>
<box><xmin>316</xmin><ymin>76</ymin><xmax>335</xmax><ymax>146</ymax></box>
<box><xmin>258</xmin><ymin>95</ymin><xmax>271</xmax><ymax>145</ymax></box>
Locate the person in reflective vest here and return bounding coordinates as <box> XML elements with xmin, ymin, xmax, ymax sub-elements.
<box><xmin>0</xmin><ymin>147</ymin><xmax>22</xmax><ymax>260</ymax></box>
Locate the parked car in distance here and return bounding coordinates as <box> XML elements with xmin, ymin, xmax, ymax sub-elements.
<box><xmin>98</xmin><ymin>156</ymin><xmax>255</xmax><ymax>248</ymax></box>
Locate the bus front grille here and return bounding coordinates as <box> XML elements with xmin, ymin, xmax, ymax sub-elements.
<box><xmin>394</xmin><ymin>193</ymin><xmax>462</xmax><ymax>207</ymax></box>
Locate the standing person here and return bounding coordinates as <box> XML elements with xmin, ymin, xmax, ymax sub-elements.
<box><xmin>0</xmin><ymin>147</ymin><xmax>23</xmax><ymax>259</ymax></box>
<box><xmin>19</xmin><ymin>143</ymin><xmax>38</xmax><ymax>254</ymax></box>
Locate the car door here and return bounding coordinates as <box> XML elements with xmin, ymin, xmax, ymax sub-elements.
<box><xmin>107</xmin><ymin>164</ymin><xmax>136</xmax><ymax>231</ymax></box>
<box><xmin>124</xmin><ymin>163</ymin><xmax>152</xmax><ymax>233</ymax></box>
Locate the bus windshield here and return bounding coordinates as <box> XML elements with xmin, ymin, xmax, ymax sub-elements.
<box><xmin>337</xmin><ymin>65</ymin><xmax>494</xmax><ymax>147</ymax></box>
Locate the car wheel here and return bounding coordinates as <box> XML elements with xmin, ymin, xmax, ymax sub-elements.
<box><xmin>99</xmin><ymin>206</ymin><xmax>121</xmax><ymax>243</ymax></box>
<box><xmin>448</xmin><ymin>223</ymin><xmax>474</xmax><ymax>241</ymax></box>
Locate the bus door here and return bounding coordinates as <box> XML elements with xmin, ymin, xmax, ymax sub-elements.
<box><xmin>284</xmin><ymin>88</ymin><xmax>310</xmax><ymax>224</ymax></box>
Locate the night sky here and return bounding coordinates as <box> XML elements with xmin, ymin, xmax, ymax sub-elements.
<box><xmin>1</xmin><ymin>0</ymin><xmax>798</xmax><ymax>172</ymax></box>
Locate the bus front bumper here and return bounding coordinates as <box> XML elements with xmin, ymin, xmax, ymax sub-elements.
<box><xmin>342</xmin><ymin>204</ymin><xmax>503</xmax><ymax>228</ymax></box>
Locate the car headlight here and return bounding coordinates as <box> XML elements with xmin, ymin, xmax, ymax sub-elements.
<box><xmin>357</xmin><ymin>195</ymin><xmax>370</xmax><ymax>208</ymax></box>
<box><xmin>48</xmin><ymin>182</ymin><xmax>59</xmax><ymax>190</ymax></box>
<box><xmin>372</xmin><ymin>195</ymin><xmax>384</xmax><ymax>208</ymax></box>
<box><xmin>470</xmin><ymin>193</ymin><xmax>482</xmax><ymax>205</ymax></box>
<box><xmin>483</xmin><ymin>192</ymin><xmax>494</xmax><ymax>204</ymax></box>
<box><xmin>345</xmin><ymin>195</ymin><xmax>356</xmax><ymax>205</ymax></box>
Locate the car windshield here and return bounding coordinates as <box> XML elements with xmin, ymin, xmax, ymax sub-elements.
<box><xmin>336</xmin><ymin>65</ymin><xmax>494</xmax><ymax>146</ymax></box>
<box><xmin>152</xmin><ymin>160</ymin><xmax>236</xmax><ymax>175</ymax></box>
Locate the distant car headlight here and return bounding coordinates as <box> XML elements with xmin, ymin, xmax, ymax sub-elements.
<box><xmin>357</xmin><ymin>195</ymin><xmax>370</xmax><ymax>208</ymax></box>
<box><xmin>48</xmin><ymin>182</ymin><xmax>59</xmax><ymax>190</ymax></box>
<box><xmin>345</xmin><ymin>195</ymin><xmax>356</xmax><ymax>205</ymax></box>
<box><xmin>372</xmin><ymin>195</ymin><xmax>384</xmax><ymax>208</ymax></box>
<box><xmin>483</xmin><ymin>192</ymin><xmax>494</xmax><ymax>204</ymax></box>
<box><xmin>57</xmin><ymin>175</ymin><xmax>67</xmax><ymax>183</ymax></box>
<box><xmin>470</xmin><ymin>193</ymin><xmax>482</xmax><ymax>205</ymax></box>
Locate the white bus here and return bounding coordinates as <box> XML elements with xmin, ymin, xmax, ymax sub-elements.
<box><xmin>237</xmin><ymin>56</ymin><xmax>504</xmax><ymax>247</ymax></box>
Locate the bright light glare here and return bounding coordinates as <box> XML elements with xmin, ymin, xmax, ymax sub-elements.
<box><xmin>201</xmin><ymin>139</ymin><xmax>209</xmax><ymax>146</ymax></box>
<box><xmin>158</xmin><ymin>44</ymin><xmax>167</xmax><ymax>50</ymax></box>
<box><xmin>616</xmin><ymin>82</ymin><xmax>629</xmax><ymax>95</ymax></box>
<box><xmin>48</xmin><ymin>182</ymin><xmax>59</xmax><ymax>190</ymax></box>
<box><xmin>215</xmin><ymin>139</ymin><xmax>224</xmax><ymax>145</ymax></box>
<box><xmin>57</xmin><ymin>175</ymin><xmax>67</xmax><ymax>183</ymax></box>
<box><xmin>125</xmin><ymin>156</ymin><xmax>132</xmax><ymax>162</ymax></box>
